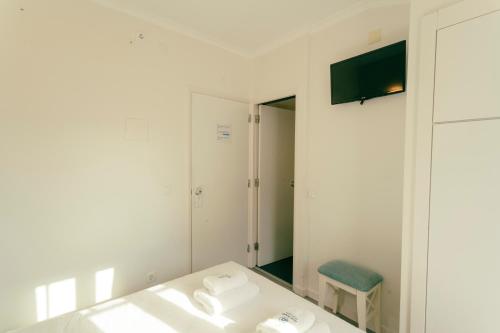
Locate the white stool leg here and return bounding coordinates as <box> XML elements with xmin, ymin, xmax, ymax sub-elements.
<box><xmin>331</xmin><ymin>287</ymin><xmax>339</xmax><ymax>314</ymax></box>
<box><xmin>337</xmin><ymin>288</ymin><xmax>345</xmax><ymax>312</ymax></box>
<box><xmin>356</xmin><ymin>292</ymin><xmax>367</xmax><ymax>332</ymax></box>
<box><xmin>374</xmin><ymin>285</ymin><xmax>382</xmax><ymax>333</ymax></box>
<box><xmin>318</xmin><ymin>275</ymin><xmax>327</xmax><ymax>309</ymax></box>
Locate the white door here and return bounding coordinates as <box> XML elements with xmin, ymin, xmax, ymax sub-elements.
<box><xmin>257</xmin><ymin>105</ymin><xmax>295</xmax><ymax>267</ymax></box>
<box><xmin>427</xmin><ymin>120</ymin><xmax>500</xmax><ymax>333</ymax></box>
<box><xmin>191</xmin><ymin>93</ymin><xmax>249</xmax><ymax>272</ymax></box>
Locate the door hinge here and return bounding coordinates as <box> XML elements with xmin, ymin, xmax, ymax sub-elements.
<box><xmin>248</xmin><ymin>114</ymin><xmax>252</xmax><ymax>123</ymax></box>
<box><xmin>254</xmin><ymin>242</ymin><xmax>259</xmax><ymax>251</ymax></box>
<box><xmin>248</xmin><ymin>179</ymin><xmax>251</xmax><ymax>188</ymax></box>
<box><xmin>247</xmin><ymin>244</ymin><xmax>251</xmax><ymax>253</ymax></box>
<box><xmin>254</xmin><ymin>178</ymin><xmax>260</xmax><ymax>188</ymax></box>
<box><xmin>255</xmin><ymin>114</ymin><xmax>260</xmax><ymax>124</ymax></box>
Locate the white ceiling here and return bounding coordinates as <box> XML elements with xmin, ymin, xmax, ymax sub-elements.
<box><xmin>92</xmin><ymin>0</ymin><xmax>408</xmax><ymax>57</ymax></box>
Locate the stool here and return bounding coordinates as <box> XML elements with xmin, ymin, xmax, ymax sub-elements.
<box><xmin>318</xmin><ymin>260</ymin><xmax>383</xmax><ymax>332</ymax></box>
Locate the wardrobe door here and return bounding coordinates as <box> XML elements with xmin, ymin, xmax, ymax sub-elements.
<box><xmin>434</xmin><ymin>10</ymin><xmax>500</xmax><ymax>123</ymax></box>
<box><xmin>426</xmin><ymin>120</ymin><xmax>500</xmax><ymax>333</ymax></box>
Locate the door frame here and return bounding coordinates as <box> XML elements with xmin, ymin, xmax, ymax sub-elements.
<box><xmin>255</xmin><ymin>98</ymin><xmax>296</xmax><ymax>271</ymax></box>
<box><xmin>400</xmin><ymin>2</ymin><xmax>500</xmax><ymax>332</ymax></box>
<box><xmin>249</xmin><ymin>94</ymin><xmax>299</xmax><ymax>285</ymax></box>
<box><xmin>188</xmin><ymin>88</ymin><xmax>252</xmax><ymax>273</ymax></box>
<box><xmin>187</xmin><ymin>87</ymin><xmax>308</xmax><ymax>296</ymax></box>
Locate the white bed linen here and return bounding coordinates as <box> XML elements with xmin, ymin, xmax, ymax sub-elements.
<box><xmin>13</xmin><ymin>262</ymin><xmax>363</xmax><ymax>333</ymax></box>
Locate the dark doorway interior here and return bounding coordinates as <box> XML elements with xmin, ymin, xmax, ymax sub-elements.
<box><xmin>258</xmin><ymin>256</ymin><xmax>293</xmax><ymax>284</ymax></box>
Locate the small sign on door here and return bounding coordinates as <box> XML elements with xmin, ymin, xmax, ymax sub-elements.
<box><xmin>217</xmin><ymin>124</ymin><xmax>232</xmax><ymax>142</ymax></box>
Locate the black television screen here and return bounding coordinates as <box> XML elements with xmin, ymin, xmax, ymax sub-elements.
<box><xmin>330</xmin><ymin>41</ymin><xmax>406</xmax><ymax>105</ymax></box>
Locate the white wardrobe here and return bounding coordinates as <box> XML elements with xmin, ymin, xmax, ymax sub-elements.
<box><xmin>410</xmin><ymin>2</ymin><xmax>500</xmax><ymax>333</ymax></box>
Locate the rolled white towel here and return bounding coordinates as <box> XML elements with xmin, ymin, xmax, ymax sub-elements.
<box><xmin>256</xmin><ymin>308</ymin><xmax>315</xmax><ymax>333</ymax></box>
<box><xmin>194</xmin><ymin>282</ymin><xmax>259</xmax><ymax>315</ymax></box>
<box><xmin>307</xmin><ymin>322</ymin><xmax>330</xmax><ymax>333</ymax></box>
<box><xmin>203</xmin><ymin>271</ymin><xmax>249</xmax><ymax>296</ymax></box>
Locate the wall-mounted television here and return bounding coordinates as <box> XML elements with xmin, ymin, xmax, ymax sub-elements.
<box><xmin>330</xmin><ymin>41</ymin><xmax>406</xmax><ymax>105</ymax></box>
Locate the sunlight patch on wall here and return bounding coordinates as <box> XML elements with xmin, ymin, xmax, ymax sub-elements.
<box><xmin>35</xmin><ymin>278</ymin><xmax>76</xmax><ymax>321</ymax></box>
<box><xmin>95</xmin><ymin>268</ymin><xmax>115</xmax><ymax>303</ymax></box>
<box><xmin>35</xmin><ymin>286</ymin><xmax>48</xmax><ymax>322</ymax></box>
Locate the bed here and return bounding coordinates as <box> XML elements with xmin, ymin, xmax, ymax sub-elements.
<box><xmin>14</xmin><ymin>262</ymin><xmax>363</xmax><ymax>333</ymax></box>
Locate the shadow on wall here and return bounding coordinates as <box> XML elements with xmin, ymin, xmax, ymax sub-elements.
<box><xmin>35</xmin><ymin>268</ymin><xmax>115</xmax><ymax>322</ymax></box>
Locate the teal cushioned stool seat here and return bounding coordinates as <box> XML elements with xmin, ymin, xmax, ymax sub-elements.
<box><xmin>318</xmin><ymin>260</ymin><xmax>383</xmax><ymax>292</ymax></box>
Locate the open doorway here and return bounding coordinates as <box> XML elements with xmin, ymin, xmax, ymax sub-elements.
<box><xmin>255</xmin><ymin>96</ymin><xmax>295</xmax><ymax>285</ymax></box>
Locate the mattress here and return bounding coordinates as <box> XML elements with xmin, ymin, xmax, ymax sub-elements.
<box><xmin>14</xmin><ymin>262</ymin><xmax>363</xmax><ymax>333</ymax></box>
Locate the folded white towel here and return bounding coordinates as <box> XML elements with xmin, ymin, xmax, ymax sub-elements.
<box><xmin>307</xmin><ymin>322</ymin><xmax>330</xmax><ymax>333</ymax></box>
<box><xmin>194</xmin><ymin>282</ymin><xmax>259</xmax><ymax>315</ymax></box>
<box><xmin>203</xmin><ymin>271</ymin><xmax>249</xmax><ymax>296</ymax></box>
<box><xmin>256</xmin><ymin>308</ymin><xmax>316</xmax><ymax>333</ymax></box>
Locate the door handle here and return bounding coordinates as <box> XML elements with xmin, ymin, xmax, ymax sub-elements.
<box><xmin>194</xmin><ymin>186</ymin><xmax>203</xmax><ymax>196</ymax></box>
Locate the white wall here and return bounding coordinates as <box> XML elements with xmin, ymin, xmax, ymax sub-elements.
<box><xmin>252</xmin><ymin>4</ymin><xmax>409</xmax><ymax>333</ymax></box>
<box><xmin>0</xmin><ymin>0</ymin><xmax>250</xmax><ymax>331</ymax></box>
<box><xmin>399</xmin><ymin>1</ymin><xmax>463</xmax><ymax>332</ymax></box>
<box><xmin>251</xmin><ymin>36</ymin><xmax>311</xmax><ymax>296</ymax></box>
<box><xmin>0</xmin><ymin>1</ymin><xmax>414</xmax><ymax>332</ymax></box>
<box><xmin>307</xmin><ymin>6</ymin><xmax>408</xmax><ymax>333</ymax></box>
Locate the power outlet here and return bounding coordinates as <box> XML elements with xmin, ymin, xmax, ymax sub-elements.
<box><xmin>147</xmin><ymin>271</ymin><xmax>157</xmax><ymax>284</ymax></box>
